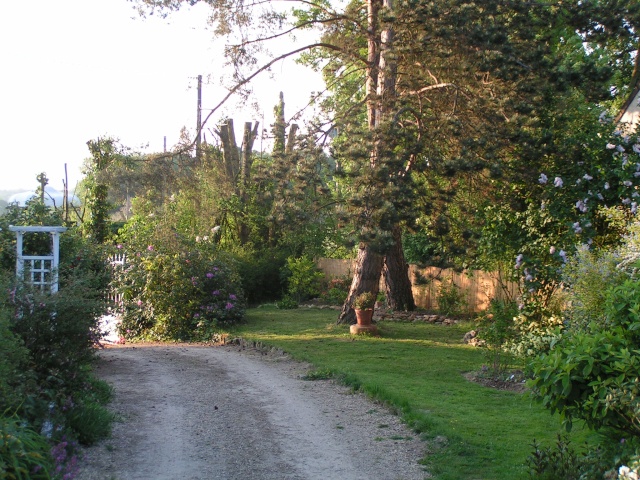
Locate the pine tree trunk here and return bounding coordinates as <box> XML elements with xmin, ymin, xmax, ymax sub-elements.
<box><xmin>337</xmin><ymin>243</ymin><xmax>384</xmax><ymax>324</ymax></box>
<box><xmin>383</xmin><ymin>225</ymin><xmax>415</xmax><ymax>311</ymax></box>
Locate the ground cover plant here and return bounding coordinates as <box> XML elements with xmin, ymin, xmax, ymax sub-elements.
<box><xmin>227</xmin><ymin>307</ymin><xmax>587</xmax><ymax>480</ymax></box>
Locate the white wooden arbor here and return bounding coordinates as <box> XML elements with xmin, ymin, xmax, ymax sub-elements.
<box><xmin>9</xmin><ymin>225</ymin><xmax>68</xmax><ymax>293</ymax></box>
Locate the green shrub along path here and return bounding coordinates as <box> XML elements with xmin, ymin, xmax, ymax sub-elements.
<box><xmin>228</xmin><ymin>306</ymin><xmax>587</xmax><ymax>480</ymax></box>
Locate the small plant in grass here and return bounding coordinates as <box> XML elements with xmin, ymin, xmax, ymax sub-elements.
<box><xmin>477</xmin><ymin>299</ymin><xmax>519</xmax><ymax>376</ymax></box>
<box><xmin>354</xmin><ymin>292</ymin><xmax>376</xmax><ymax>310</ymax></box>
<box><xmin>527</xmin><ymin>435</ymin><xmax>586</xmax><ymax>480</ymax></box>
<box><xmin>436</xmin><ymin>279</ymin><xmax>467</xmax><ymax>317</ymax></box>
<box><xmin>276</xmin><ymin>295</ymin><xmax>299</xmax><ymax>309</ymax></box>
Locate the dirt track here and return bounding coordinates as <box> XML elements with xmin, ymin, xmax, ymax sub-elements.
<box><xmin>76</xmin><ymin>344</ymin><xmax>430</xmax><ymax>480</ymax></box>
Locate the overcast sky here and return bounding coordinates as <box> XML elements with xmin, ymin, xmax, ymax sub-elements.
<box><xmin>0</xmin><ymin>0</ymin><xmax>323</xmax><ymax>193</ymax></box>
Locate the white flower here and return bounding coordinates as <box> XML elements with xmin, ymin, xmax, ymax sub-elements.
<box><xmin>575</xmin><ymin>199</ymin><xmax>588</xmax><ymax>213</ymax></box>
<box><xmin>623</xmin><ymin>198</ymin><xmax>632</xmax><ymax>204</ymax></box>
<box><xmin>196</xmin><ymin>236</ymin><xmax>201</xmax><ymax>242</ymax></box>
<box><xmin>632</xmin><ymin>202</ymin><xmax>638</xmax><ymax>214</ymax></box>
<box><xmin>573</xmin><ymin>222</ymin><xmax>582</xmax><ymax>233</ymax></box>
<box><xmin>624</xmin><ymin>180</ymin><xmax>634</xmax><ymax>187</ymax></box>
<box><xmin>554</xmin><ymin>177</ymin><xmax>563</xmax><ymax>187</ymax></box>
<box><xmin>559</xmin><ymin>250</ymin><xmax>567</xmax><ymax>262</ymax></box>
<box><xmin>605</xmin><ymin>182</ymin><xmax>610</xmax><ymax>190</ymax></box>
<box><xmin>203</xmin><ymin>235</ymin><xmax>209</xmax><ymax>241</ymax></box>
<box><xmin>618</xmin><ymin>145</ymin><xmax>626</xmax><ymax>152</ymax></box>
<box><xmin>538</xmin><ymin>173</ymin><xmax>548</xmax><ymax>184</ymax></box>
<box><xmin>212</xmin><ymin>226</ymin><xmax>221</xmax><ymax>233</ymax></box>
<box><xmin>607</xmin><ymin>143</ymin><xmax>617</xmax><ymax>149</ymax></box>
<box><xmin>583</xmin><ymin>173</ymin><xmax>593</xmax><ymax>181</ymax></box>
<box><xmin>633</xmin><ymin>144</ymin><xmax>640</xmax><ymax>154</ymax></box>
<box><xmin>549</xmin><ymin>246</ymin><xmax>556</xmax><ymax>254</ymax></box>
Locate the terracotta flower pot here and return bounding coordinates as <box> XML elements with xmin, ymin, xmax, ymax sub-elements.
<box><xmin>355</xmin><ymin>308</ymin><xmax>374</xmax><ymax>326</ymax></box>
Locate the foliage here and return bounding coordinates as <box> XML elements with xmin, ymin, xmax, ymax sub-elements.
<box><xmin>504</xmin><ymin>314</ymin><xmax>565</xmax><ymax>360</ymax></box>
<box><xmin>233</xmin><ymin>247</ymin><xmax>287</xmax><ymax>305</ymax></box>
<box><xmin>530</xmin><ymin>279</ymin><xmax>640</xmax><ymax>437</ymax></box>
<box><xmin>436</xmin><ymin>279</ymin><xmax>467</xmax><ymax>317</ymax></box>
<box><xmin>0</xmin><ymin>414</ymin><xmax>53</xmax><ymax>480</ymax></box>
<box><xmin>561</xmin><ymin>243</ymin><xmax>627</xmax><ymax>333</ymax></box>
<box><xmin>354</xmin><ymin>291</ymin><xmax>376</xmax><ymax>310</ymax></box>
<box><xmin>526</xmin><ymin>435</ymin><xmax>595</xmax><ymax>480</ymax></box>
<box><xmin>281</xmin><ymin>255</ymin><xmax>324</xmax><ymax>303</ymax></box>
<box><xmin>477</xmin><ymin>299</ymin><xmax>519</xmax><ymax>375</ymax></box>
<box><xmin>114</xmin><ymin>214</ymin><xmax>246</xmax><ymax>341</ymax></box>
<box><xmin>0</xmin><ymin>292</ymin><xmax>31</xmax><ymax>413</ymax></box>
<box><xmin>276</xmin><ymin>295</ymin><xmax>299</xmax><ymax>310</ymax></box>
<box><xmin>320</xmin><ymin>276</ymin><xmax>351</xmax><ymax>305</ymax></box>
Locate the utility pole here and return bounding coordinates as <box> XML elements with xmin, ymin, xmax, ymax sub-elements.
<box><xmin>196</xmin><ymin>74</ymin><xmax>202</xmax><ymax>163</ymax></box>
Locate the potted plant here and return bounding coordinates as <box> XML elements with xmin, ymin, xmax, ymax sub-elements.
<box><xmin>353</xmin><ymin>291</ymin><xmax>376</xmax><ymax>325</ymax></box>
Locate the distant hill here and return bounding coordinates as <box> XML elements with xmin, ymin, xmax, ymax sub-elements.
<box><xmin>0</xmin><ymin>189</ymin><xmax>25</xmax><ymax>202</ymax></box>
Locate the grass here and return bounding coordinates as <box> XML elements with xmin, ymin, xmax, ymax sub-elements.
<box><xmin>227</xmin><ymin>306</ymin><xmax>588</xmax><ymax>480</ymax></box>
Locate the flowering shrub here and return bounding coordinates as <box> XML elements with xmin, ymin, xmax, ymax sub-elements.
<box><xmin>114</xmin><ymin>246</ymin><xmax>245</xmax><ymax>341</ymax></box>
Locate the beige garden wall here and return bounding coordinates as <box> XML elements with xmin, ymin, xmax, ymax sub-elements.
<box><xmin>316</xmin><ymin>258</ymin><xmax>519</xmax><ymax>313</ymax></box>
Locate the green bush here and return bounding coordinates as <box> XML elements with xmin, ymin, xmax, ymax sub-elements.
<box><xmin>320</xmin><ymin>276</ymin><xmax>351</xmax><ymax>305</ymax></box>
<box><xmin>530</xmin><ymin>279</ymin><xmax>640</xmax><ymax>437</ymax></box>
<box><xmin>0</xmin><ymin>414</ymin><xmax>53</xmax><ymax>479</ymax></box>
<box><xmin>9</xmin><ymin>279</ymin><xmax>105</xmax><ymax>399</ymax></box>
<box><xmin>436</xmin><ymin>279</ymin><xmax>467</xmax><ymax>316</ymax></box>
<box><xmin>276</xmin><ymin>295</ymin><xmax>299</xmax><ymax>309</ymax></box>
<box><xmin>281</xmin><ymin>256</ymin><xmax>324</xmax><ymax>302</ymax></box>
<box><xmin>0</xmin><ymin>296</ymin><xmax>32</xmax><ymax>413</ymax></box>
<box><xmin>477</xmin><ymin>299</ymin><xmax>519</xmax><ymax>375</ymax></box>
<box><xmin>561</xmin><ymin>245</ymin><xmax>626</xmax><ymax>333</ymax></box>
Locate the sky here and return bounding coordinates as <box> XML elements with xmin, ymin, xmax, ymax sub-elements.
<box><xmin>0</xmin><ymin>0</ymin><xmax>324</xmax><ymax>194</ymax></box>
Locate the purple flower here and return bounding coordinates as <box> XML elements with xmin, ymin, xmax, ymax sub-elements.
<box><xmin>515</xmin><ymin>253</ymin><xmax>524</xmax><ymax>269</ymax></box>
<box><xmin>634</xmin><ymin>144</ymin><xmax>640</xmax><ymax>154</ymax></box>
<box><xmin>225</xmin><ymin>302</ymin><xmax>234</xmax><ymax>310</ymax></box>
<box><xmin>147</xmin><ymin>245</ymin><xmax>154</xmax><ymax>251</ymax></box>
<box><xmin>229</xmin><ymin>294</ymin><xmax>237</xmax><ymax>300</ymax></box>
<box><xmin>582</xmin><ymin>173</ymin><xmax>593</xmax><ymax>181</ymax></box>
<box><xmin>554</xmin><ymin>177</ymin><xmax>563</xmax><ymax>187</ymax></box>
<box><xmin>206</xmin><ymin>272</ymin><xmax>214</xmax><ymax>278</ymax></box>
<box><xmin>212</xmin><ymin>290</ymin><xmax>220</xmax><ymax>295</ymax></box>
<box><xmin>624</xmin><ymin>180</ymin><xmax>634</xmax><ymax>187</ymax></box>
<box><xmin>573</xmin><ymin>222</ymin><xmax>582</xmax><ymax>234</ymax></box>
<box><xmin>137</xmin><ymin>300</ymin><xmax>143</xmax><ymax>307</ymax></box>
<box><xmin>538</xmin><ymin>173</ymin><xmax>548</xmax><ymax>184</ymax></box>
<box><xmin>606</xmin><ymin>143</ymin><xmax>616</xmax><ymax>150</ymax></box>
<box><xmin>117</xmin><ymin>244</ymin><xmax>123</xmax><ymax>249</ymax></box>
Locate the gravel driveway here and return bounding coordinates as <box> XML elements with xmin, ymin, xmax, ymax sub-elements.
<box><xmin>76</xmin><ymin>343</ymin><xmax>430</xmax><ymax>480</ymax></box>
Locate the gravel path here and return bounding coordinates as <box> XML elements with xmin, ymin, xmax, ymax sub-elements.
<box><xmin>76</xmin><ymin>343</ymin><xmax>430</xmax><ymax>480</ymax></box>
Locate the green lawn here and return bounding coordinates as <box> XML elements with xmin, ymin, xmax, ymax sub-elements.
<box><xmin>227</xmin><ymin>306</ymin><xmax>586</xmax><ymax>480</ymax></box>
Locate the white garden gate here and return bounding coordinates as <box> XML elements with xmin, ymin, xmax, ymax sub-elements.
<box><xmin>9</xmin><ymin>225</ymin><xmax>68</xmax><ymax>293</ymax></box>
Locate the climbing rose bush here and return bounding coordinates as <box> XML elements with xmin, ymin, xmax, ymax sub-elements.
<box><xmin>113</xmin><ymin>246</ymin><xmax>245</xmax><ymax>341</ymax></box>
